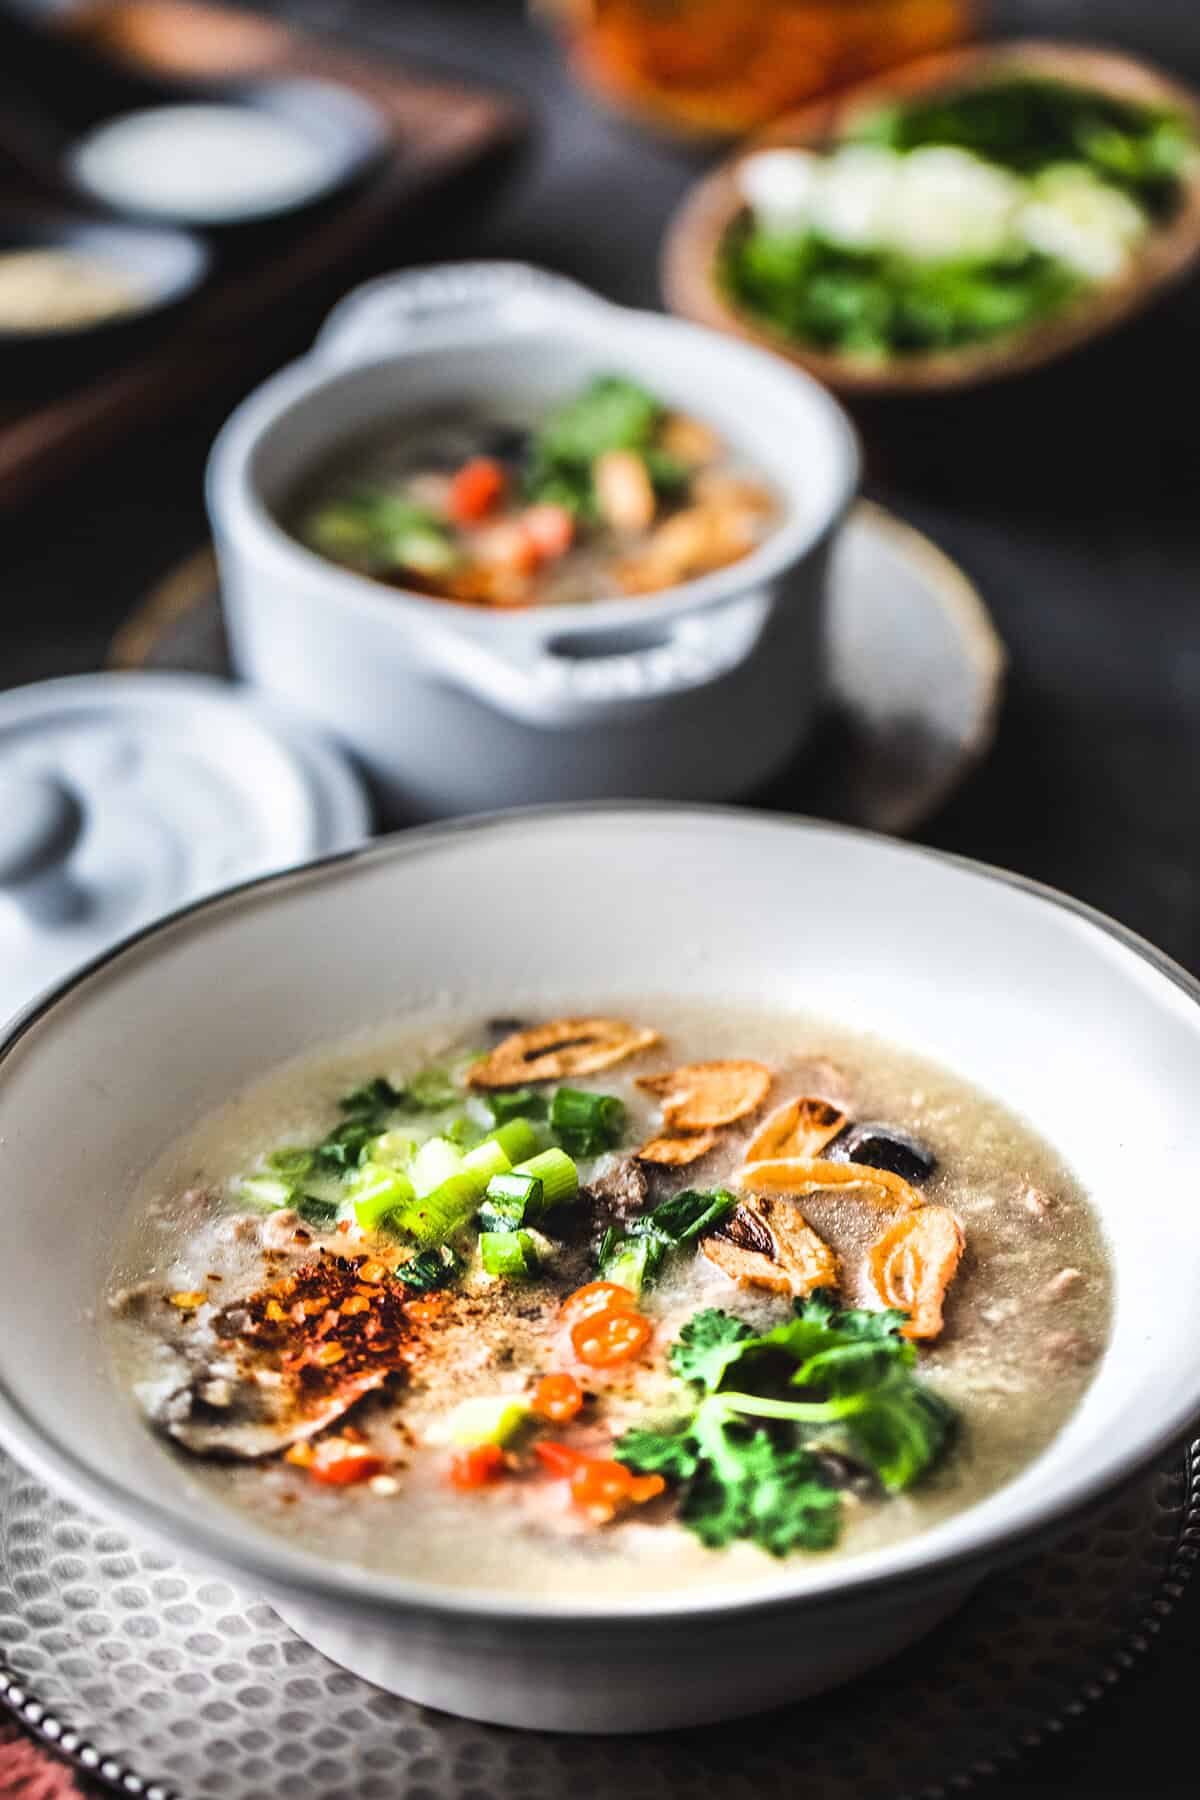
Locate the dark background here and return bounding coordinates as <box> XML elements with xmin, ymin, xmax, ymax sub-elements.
<box><xmin>3</xmin><ymin>1</ymin><xmax>1200</xmax><ymax>1791</ymax></box>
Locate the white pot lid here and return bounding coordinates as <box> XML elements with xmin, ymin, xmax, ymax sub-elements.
<box><xmin>0</xmin><ymin>672</ymin><xmax>371</xmax><ymax>1026</ymax></box>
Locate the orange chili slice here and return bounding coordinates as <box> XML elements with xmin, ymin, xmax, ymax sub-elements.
<box><xmin>868</xmin><ymin>1207</ymin><xmax>965</xmax><ymax>1341</ymax></box>
<box><xmin>570</xmin><ymin>1307</ymin><xmax>652</xmax><ymax>1368</ymax></box>
<box><xmin>535</xmin><ymin>1443</ymin><xmax>664</xmax><ymax>1522</ymax></box>
<box><xmin>448</xmin><ymin>456</ymin><xmax>506</xmax><ymax>524</ymax></box>
<box><xmin>636</xmin><ymin>1059</ymin><xmax>771</xmax><ymax>1131</ymax></box>
<box><xmin>636</xmin><ymin>1130</ymin><xmax>718</xmax><ymax>1166</ymax></box>
<box><xmin>302</xmin><ymin>1438</ymin><xmax>385</xmax><ymax>1487</ymax></box>
<box><xmin>467</xmin><ymin>1018</ymin><xmax>660</xmax><ymax>1088</ymax></box>
<box><xmin>532</xmin><ymin>1372</ymin><xmax>584</xmax><ymax>1423</ymax></box>
<box><xmin>736</xmin><ymin>1157</ymin><xmax>924</xmax><ymax>1212</ymax></box>
<box><xmin>560</xmin><ymin>1281</ymin><xmax>639</xmax><ymax>1327</ymax></box>
<box><xmin>744</xmin><ymin>1097</ymin><xmax>846</xmax><ymax>1165</ymax></box>
<box><xmin>534</xmin><ymin>1440</ymin><xmax>588</xmax><ymax>1478</ymax></box>
<box><xmin>447</xmin><ymin>1443</ymin><xmax>507</xmax><ymax>1489</ymax></box>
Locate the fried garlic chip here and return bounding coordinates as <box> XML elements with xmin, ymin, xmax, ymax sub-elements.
<box><xmin>636</xmin><ymin>1059</ymin><xmax>771</xmax><ymax>1131</ymax></box>
<box><xmin>702</xmin><ymin>1195</ymin><xmax>838</xmax><ymax>1298</ymax></box>
<box><xmin>868</xmin><ymin>1206</ymin><xmax>965</xmax><ymax>1340</ymax></box>
<box><xmin>744</xmin><ymin>1096</ymin><xmax>846</xmax><ymax>1165</ymax></box>
<box><xmin>636</xmin><ymin>1131</ymin><xmax>718</xmax><ymax>1167</ymax></box>
<box><xmin>734</xmin><ymin>1156</ymin><xmax>924</xmax><ymax>1212</ymax></box>
<box><xmin>467</xmin><ymin>1018</ymin><xmax>660</xmax><ymax>1088</ymax></box>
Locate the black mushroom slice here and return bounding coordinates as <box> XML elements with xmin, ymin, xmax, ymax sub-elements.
<box><xmin>825</xmin><ymin>1122</ymin><xmax>937</xmax><ymax>1184</ymax></box>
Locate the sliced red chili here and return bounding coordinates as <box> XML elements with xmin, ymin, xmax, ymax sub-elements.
<box><xmin>570</xmin><ymin>1306</ymin><xmax>652</xmax><ymax>1368</ymax></box>
<box><xmin>532</xmin><ymin>1372</ymin><xmax>584</xmax><ymax>1423</ymax></box>
<box><xmin>447</xmin><ymin>1443</ymin><xmax>506</xmax><ymax>1490</ymax></box>
<box><xmin>560</xmin><ymin>1281</ymin><xmax>638</xmax><ymax>1328</ymax></box>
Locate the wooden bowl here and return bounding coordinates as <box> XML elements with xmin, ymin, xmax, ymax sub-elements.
<box><xmin>662</xmin><ymin>40</ymin><xmax>1200</xmax><ymax>395</ymax></box>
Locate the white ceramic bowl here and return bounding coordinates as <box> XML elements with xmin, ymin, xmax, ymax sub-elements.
<box><xmin>1</xmin><ymin>807</ymin><xmax>1199</xmax><ymax>1733</ymax></box>
<box><xmin>206</xmin><ymin>264</ymin><xmax>860</xmax><ymax>818</ymax></box>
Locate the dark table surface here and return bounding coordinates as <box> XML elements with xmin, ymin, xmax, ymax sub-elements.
<box><xmin>3</xmin><ymin>0</ymin><xmax>1200</xmax><ymax>1794</ymax></box>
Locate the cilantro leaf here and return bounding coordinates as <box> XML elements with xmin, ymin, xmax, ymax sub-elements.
<box><xmin>683</xmin><ymin>1426</ymin><xmax>842</xmax><ymax>1555</ymax></box>
<box><xmin>844</xmin><ymin>1375</ymin><xmax>957</xmax><ymax>1492</ymax></box>
<box><xmin>615</xmin><ymin>1289</ymin><xmax>958</xmax><ymax>1556</ymax></box>
<box><xmin>612</xmin><ymin>1424</ymin><xmax>700</xmax><ymax>1483</ymax></box>
<box><xmin>667</xmin><ymin>1308</ymin><xmax>755</xmax><ymax>1392</ymax></box>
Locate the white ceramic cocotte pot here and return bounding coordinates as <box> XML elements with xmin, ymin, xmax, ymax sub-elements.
<box><xmin>2</xmin><ymin>809</ymin><xmax>1200</xmax><ymax>1732</ymax></box>
<box><xmin>207</xmin><ymin>264</ymin><xmax>860</xmax><ymax>818</ymax></box>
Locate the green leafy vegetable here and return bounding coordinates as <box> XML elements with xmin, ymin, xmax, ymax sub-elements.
<box><xmin>597</xmin><ymin>1188</ymin><xmax>737</xmax><ymax>1295</ymax></box>
<box><xmin>525</xmin><ymin>375</ymin><xmax>662</xmax><ymax>515</ymax></box>
<box><xmin>484</xmin><ymin>1088</ymin><xmax>550</xmax><ymax>1127</ymax></box>
<box><xmin>396</xmin><ymin>1245</ymin><xmax>463</xmax><ymax>1292</ymax></box>
<box><xmin>615</xmin><ymin>1291</ymin><xmax>957</xmax><ymax>1555</ymax></box>
<box><xmin>339</xmin><ymin>1077</ymin><xmax>406</xmax><ymax>1118</ymax></box>
<box><xmin>302</xmin><ymin>494</ymin><xmax>458</xmax><ymax>576</ymax></box>
<box><xmin>549</xmin><ymin>1087</ymin><xmax>626</xmax><ymax>1157</ymax></box>
<box><xmin>266</xmin><ymin>1147</ymin><xmax>317</xmax><ymax>1181</ymax></box>
<box><xmin>852</xmin><ymin>77</ymin><xmax>1194</xmax><ymax>209</ymax></box>
<box><xmin>722</xmin><ymin>225</ymin><xmax>1078</xmax><ymax>358</ymax></box>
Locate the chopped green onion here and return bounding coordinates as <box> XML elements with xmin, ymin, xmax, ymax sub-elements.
<box><xmin>403</xmin><ymin>1067</ymin><xmax>461</xmax><ymax>1112</ymax></box>
<box><xmin>597</xmin><ymin>1188</ymin><xmax>737</xmax><ymax>1294</ymax></box>
<box><xmin>339</xmin><ymin>1076</ymin><xmax>405</xmax><ymax>1117</ymax></box>
<box><xmin>480</xmin><ymin>1230</ymin><xmax>540</xmax><ymax>1279</ymax></box>
<box><xmin>370</xmin><ymin>1128</ymin><xmax>421</xmax><ymax>1169</ymax></box>
<box><xmin>266</xmin><ymin>1147</ymin><xmax>316</xmax><ymax>1181</ymax></box>
<box><xmin>396</xmin><ymin>1245</ymin><xmax>463</xmax><ymax>1292</ymax></box>
<box><xmin>549</xmin><ymin>1087</ymin><xmax>626</xmax><ymax>1156</ymax></box>
<box><xmin>409</xmin><ymin>1136</ymin><xmax>466</xmax><ymax>1198</ymax></box>
<box><xmin>445</xmin><ymin>1114</ymin><xmax>483</xmax><ymax>1148</ymax></box>
<box><xmin>483</xmin><ymin>1117</ymin><xmax>541</xmax><ymax>1166</ymax></box>
<box><xmin>461</xmin><ymin>1137</ymin><xmax>512</xmax><ymax>1190</ymax></box>
<box><xmin>512</xmin><ymin>1147</ymin><xmax>578</xmax><ymax>1210</ymax></box>
<box><xmin>391</xmin><ymin>1171</ymin><xmax>480</xmax><ymax>1246</ymax></box>
<box><xmin>296</xmin><ymin>1194</ymin><xmax>340</xmax><ymax>1229</ymax></box>
<box><xmin>478</xmin><ymin>1170</ymin><xmax>545</xmax><ymax>1232</ymax></box>
<box><xmin>597</xmin><ymin>1232</ymin><xmax>658</xmax><ymax>1296</ymax></box>
<box><xmin>444</xmin><ymin>1392</ymin><xmax>529</xmax><ymax>1446</ymax></box>
<box><xmin>485</xmin><ymin>1088</ymin><xmax>549</xmax><ymax>1126</ymax></box>
<box><xmin>238</xmin><ymin>1174</ymin><xmax>294</xmax><ymax>1211</ymax></box>
<box><xmin>349</xmin><ymin>1163</ymin><xmax>417</xmax><ymax>1231</ymax></box>
<box><xmin>313</xmin><ymin>1118</ymin><xmax>378</xmax><ymax>1174</ymax></box>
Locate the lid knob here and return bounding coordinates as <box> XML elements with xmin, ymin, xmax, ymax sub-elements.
<box><xmin>0</xmin><ymin>771</ymin><xmax>87</xmax><ymax>923</ymax></box>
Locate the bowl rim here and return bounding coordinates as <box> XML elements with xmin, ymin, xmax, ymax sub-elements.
<box><xmin>1</xmin><ymin>802</ymin><xmax>1198</xmax><ymax>1626</ymax></box>
<box><xmin>204</xmin><ymin>286</ymin><xmax>862</xmax><ymax>641</ymax></box>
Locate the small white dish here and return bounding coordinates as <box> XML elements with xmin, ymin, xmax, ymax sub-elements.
<box><xmin>0</xmin><ymin>808</ymin><xmax>1198</xmax><ymax>1732</ymax></box>
<box><xmin>207</xmin><ymin>262</ymin><xmax>861</xmax><ymax>818</ymax></box>
<box><xmin>67</xmin><ymin>81</ymin><xmax>387</xmax><ymax>228</ymax></box>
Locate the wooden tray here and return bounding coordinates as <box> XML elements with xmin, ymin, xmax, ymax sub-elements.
<box><xmin>0</xmin><ymin>1</ymin><xmax>525</xmax><ymax>509</ymax></box>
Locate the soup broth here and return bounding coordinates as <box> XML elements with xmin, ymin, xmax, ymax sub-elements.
<box><xmin>108</xmin><ymin>1002</ymin><xmax>1110</xmax><ymax>1601</ymax></box>
<box><xmin>285</xmin><ymin>375</ymin><xmax>780</xmax><ymax>609</ymax></box>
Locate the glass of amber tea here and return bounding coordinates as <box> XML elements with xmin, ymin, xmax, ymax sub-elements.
<box><xmin>537</xmin><ymin>0</ymin><xmax>973</xmax><ymax>138</ymax></box>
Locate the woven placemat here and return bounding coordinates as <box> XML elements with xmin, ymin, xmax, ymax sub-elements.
<box><xmin>0</xmin><ymin>1442</ymin><xmax>1194</xmax><ymax>1800</ymax></box>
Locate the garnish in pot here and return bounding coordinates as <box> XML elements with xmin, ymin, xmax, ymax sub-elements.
<box><xmin>615</xmin><ymin>1291</ymin><xmax>957</xmax><ymax>1554</ymax></box>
